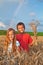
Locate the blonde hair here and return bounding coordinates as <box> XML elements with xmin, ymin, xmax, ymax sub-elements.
<box><xmin>4</xmin><ymin>28</ymin><xmax>16</xmax><ymax>52</ymax></box>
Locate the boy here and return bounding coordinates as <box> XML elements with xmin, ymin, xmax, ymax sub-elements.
<box><xmin>16</xmin><ymin>22</ymin><xmax>33</xmax><ymax>52</ymax></box>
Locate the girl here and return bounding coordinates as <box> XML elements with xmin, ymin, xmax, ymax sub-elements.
<box><xmin>4</xmin><ymin>28</ymin><xmax>20</xmax><ymax>57</ymax></box>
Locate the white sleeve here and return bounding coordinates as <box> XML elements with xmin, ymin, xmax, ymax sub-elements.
<box><xmin>16</xmin><ymin>41</ymin><xmax>20</xmax><ymax>47</ymax></box>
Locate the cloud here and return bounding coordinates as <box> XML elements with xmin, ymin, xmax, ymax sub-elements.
<box><xmin>0</xmin><ymin>22</ymin><xmax>6</xmax><ymax>28</ymax></box>
<box><xmin>29</xmin><ymin>12</ymin><xmax>36</xmax><ymax>17</ymax></box>
<box><xmin>0</xmin><ymin>0</ymin><xmax>25</xmax><ymax>28</ymax></box>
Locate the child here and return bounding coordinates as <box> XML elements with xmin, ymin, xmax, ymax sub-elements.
<box><xmin>4</xmin><ymin>28</ymin><xmax>20</xmax><ymax>57</ymax></box>
<box><xmin>16</xmin><ymin>22</ymin><xmax>33</xmax><ymax>52</ymax></box>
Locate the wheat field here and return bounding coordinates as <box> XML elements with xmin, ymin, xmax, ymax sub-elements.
<box><xmin>0</xmin><ymin>36</ymin><xmax>43</xmax><ymax>65</ymax></box>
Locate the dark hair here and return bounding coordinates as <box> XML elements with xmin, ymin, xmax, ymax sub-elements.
<box><xmin>17</xmin><ymin>22</ymin><xmax>25</xmax><ymax>30</ymax></box>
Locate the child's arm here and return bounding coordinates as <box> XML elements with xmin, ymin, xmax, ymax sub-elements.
<box><xmin>28</xmin><ymin>35</ymin><xmax>33</xmax><ymax>46</ymax></box>
<box><xmin>16</xmin><ymin>41</ymin><xmax>21</xmax><ymax>52</ymax></box>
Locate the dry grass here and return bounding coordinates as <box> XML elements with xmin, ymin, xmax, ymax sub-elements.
<box><xmin>0</xmin><ymin>36</ymin><xmax>43</xmax><ymax>65</ymax></box>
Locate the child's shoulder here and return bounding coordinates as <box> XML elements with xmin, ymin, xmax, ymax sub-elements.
<box><xmin>24</xmin><ymin>33</ymin><xmax>30</xmax><ymax>36</ymax></box>
<box><xmin>16</xmin><ymin>33</ymin><xmax>30</xmax><ymax>37</ymax></box>
<box><xmin>16</xmin><ymin>33</ymin><xmax>20</xmax><ymax>35</ymax></box>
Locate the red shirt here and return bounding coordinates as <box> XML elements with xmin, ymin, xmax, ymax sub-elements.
<box><xmin>16</xmin><ymin>33</ymin><xmax>33</xmax><ymax>51</ymax></box>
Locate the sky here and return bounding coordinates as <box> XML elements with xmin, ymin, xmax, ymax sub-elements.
<box><xmin>0</xmin><ymin>0</ymin><xmax>43</xmax><ymax>32</ymax></box>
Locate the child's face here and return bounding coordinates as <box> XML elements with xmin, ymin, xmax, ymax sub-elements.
<box><xmin>17</xmin><ymin>25</ymin><xmax>25</xmax><ymax>33</ymax></box>
<box><xmin>8</xmin><ymin>30</ymin><xmax>14</xmax><ymax>42</ymax></box>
